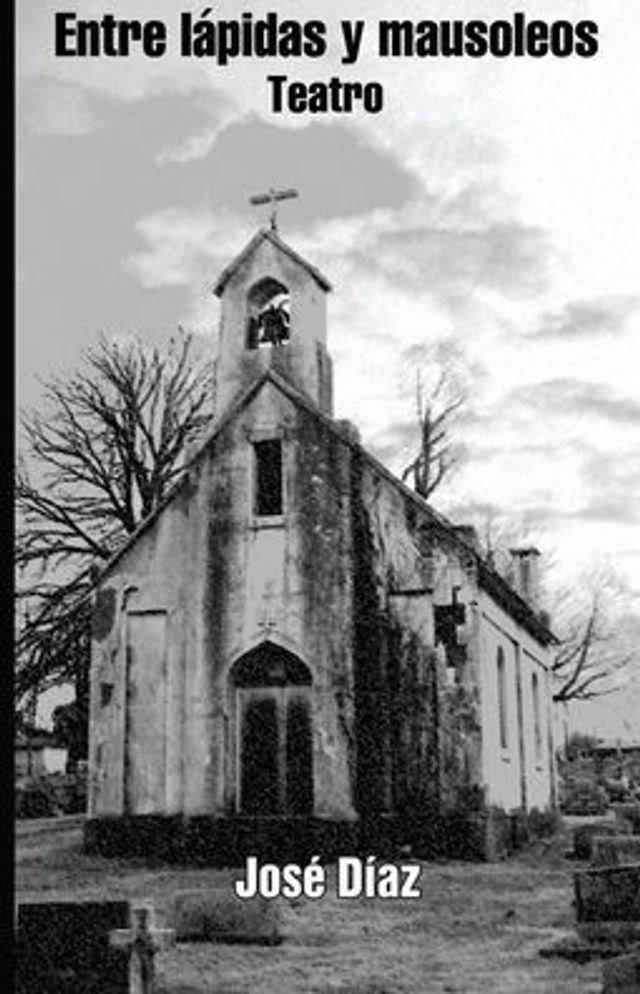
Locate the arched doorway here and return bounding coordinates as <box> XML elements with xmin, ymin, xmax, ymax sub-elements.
<box><xmin>232</xmin><ymin>643</ymin><xmax>313</xmax><ymax>816</ymax></box>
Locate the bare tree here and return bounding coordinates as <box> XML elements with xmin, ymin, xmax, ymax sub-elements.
<box><xmin>477</xmin><ymin>511</ymin><xmax>555</xmax><ymax>587</ymax></box>
<box><xmin>552</xmin><ymin>577</ymin><xmax>637</xmax><ymax>704</ymax></box>
<box><xmin>478</xmin><ymin>511</ymin><xmax>529</xmax><ymax>575</ymax></box>
<box><xmin>477</xmin><ymin>519</ymin><xmax>636</xmax><ymax>706</ymax></box>
<box><xmin>400</xmin><ymin>343</ymin><xmax>467</xmax><ymax>500</ymax></box>
<box><xmin>16</xmin><ymin>331</ymin><xmax>213</xmax><ymax>702</ymax></box>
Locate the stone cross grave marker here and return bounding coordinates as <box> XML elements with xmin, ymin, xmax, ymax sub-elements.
<box><xmin>109</xmin><ymin>903</ymin><xmax>175</xmax><ymax>994</ymax></box>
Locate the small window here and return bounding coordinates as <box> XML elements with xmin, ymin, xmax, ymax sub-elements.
<box><xmin>100</xmin><ymin>682</ymin><xmax>114</xmax><ymax>708</ymax></box>
<box><xmin>497</xmin><ymin>647</ymin><xmax>508</xmax><ymax>749</ymax></box>
<box><xmin>254</xmin><ymin>439</ymin><xmax>283</xmax><ymax>516</ymax></box>
<box><xmin>532</xmin><ymin>672</ymin><xmax>542</xmax><ymax>764</ymax></box>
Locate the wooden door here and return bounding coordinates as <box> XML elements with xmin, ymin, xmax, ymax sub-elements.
<box><xmin>124</xmin><ymin>611</ymin><xmax>167</xmax><ymax>814</ymax></box>
<box><xmin>238</xmin><ymin>687</ymin><xmax>312</xmax><ymax>815</ymax></box>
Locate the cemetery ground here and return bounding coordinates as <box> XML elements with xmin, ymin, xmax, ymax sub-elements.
<box><xmin>16</xmin><ymin>816</ymin><xmax>605</xmax><ymax>993</ymax></box>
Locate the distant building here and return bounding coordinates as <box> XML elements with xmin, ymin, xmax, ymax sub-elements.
<box><xmin>86</xmin><ymin>227</ymin><xmax>557</xmax><ymax>861</ymax></box>
<box><xmin>15</xmin><ymin>730</ymin><xmax>68</xmax><ymax>779</ymax></box>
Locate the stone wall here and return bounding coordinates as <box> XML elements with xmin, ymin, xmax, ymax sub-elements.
<box><xmin>88</xmin><ymin>372</ymin><xmax>555</xmax><ymax>861</ymax></box>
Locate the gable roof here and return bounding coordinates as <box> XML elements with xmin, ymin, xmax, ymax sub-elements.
<box><xmin>264</xmin><ymin>375</ymin><xmax>556</xmax><ymax>646</ymax></box>
<box><xmin>93</xmin><ymin>366</ymin><xmax>555</xmax><ymax>647</ymax></box>
<box><xmin>213</xmin><ymin>228</ymin><xmax>333</xmax><ymax>297</ymax></box>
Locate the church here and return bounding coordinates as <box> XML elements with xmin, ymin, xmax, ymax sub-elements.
<box><xmin>85</xmin><ymin>216</ymin><xmax>557</xmax><ymax>863</ymax></box>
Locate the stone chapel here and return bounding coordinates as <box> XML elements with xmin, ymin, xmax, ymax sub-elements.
<box><xmin>85</xmin><ymin>223</ymin><xmax>557</xmax><ymax>862</ymax></box>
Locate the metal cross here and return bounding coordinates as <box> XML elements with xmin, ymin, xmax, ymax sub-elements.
<box><xmin>110</xmin><ymin>904</ymin><xmax>175</xmax><ymax>994</ymax></box>
<box><xmin>258</xmin><ymin>616</ymin><xmax>278</xmax><ymax>637</ymax></box>
<box><xmin>249</xmin><ymin>186</ymin><xmax>299</xmax><ymax>233</ymax></box>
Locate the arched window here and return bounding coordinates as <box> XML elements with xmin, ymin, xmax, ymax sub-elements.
<box><xmin>246</xmin><ymin>277</ymin><xmax>290</xmax><ymax>350</ymax></box>
<box><xmin>532</xmin><ymin>671</ymin><xmax>542</xmax><ymax>764</ymax></box>
<box><xmin>232</xmin><ymin>643</ymin><xmax>312</xmax><ymax>815</ymax></box>
<box><xmin>497</xmin><ymin>647</ymin><xmax>508</xmax><ymax>750</ymax></box>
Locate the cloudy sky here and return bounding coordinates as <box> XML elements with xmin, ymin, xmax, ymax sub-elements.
<box><xmin>17</xmin><ymin>0</ymin><xmax>639</xmax><ymax>737</ymax></box>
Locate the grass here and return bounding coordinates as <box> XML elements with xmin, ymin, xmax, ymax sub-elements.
<box><xmin>15</xmin><ymin>816</ymin><xmax>604</xmax><ymax>993</ymax></box>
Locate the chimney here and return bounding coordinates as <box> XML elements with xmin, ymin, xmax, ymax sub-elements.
<box><xmin>508</xmin><ymin>547</ymin><xmax>540</xmax><ymax>608</ymax></box>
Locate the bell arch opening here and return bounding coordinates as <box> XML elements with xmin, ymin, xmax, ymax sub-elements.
<box><xmin>246</xmin><ymin>277</ymin><xmax>291</xmax><ymax>350</ymax></box>
<box><xmin>231</xmin><ymin>643</ymin><xmax>313</xmax><ymax>816</ymax></box>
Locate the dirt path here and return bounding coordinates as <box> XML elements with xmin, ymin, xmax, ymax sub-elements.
<box><xmin>15</xmin><ymin>820</ymin><xmax>603</xmax><ymax>993</ymax></box>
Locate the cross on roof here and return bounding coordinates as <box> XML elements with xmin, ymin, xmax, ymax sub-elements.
<box><xmin>249</xmin><ymin>186</ymin><xmax>299</xmax><ymax>233</ymax></box>
<box><xmin>110</xmin><ymin>904</ymin><xmax>175</xmax><ymax>994</ymax></box>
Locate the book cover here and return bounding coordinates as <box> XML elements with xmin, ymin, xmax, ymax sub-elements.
<box><xmin>16</xmin><ymin>2</ymin><xmax>640</xmax><ymax>990</ymax></box>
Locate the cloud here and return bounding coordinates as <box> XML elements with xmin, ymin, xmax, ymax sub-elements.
<box><xmin>530</xmin><ymin>296</ymin><xmax>640</xmax><ymax>341</ymax></box>
<box><xmin>178</xmin><ymin>116</ymin><xmax>420</xmax><ymax>221</ymax></box>
<box><xmin>127</xmin><ymin>112</ymin><xmax>551</xmax><ymax>330</ymax></box>
<box><xmin>512</xmin><ymin>379</ymin><xmax>640</xmax><ymax>425</ymax></box>
<box><xmin>312</xmin><ymin>188</ymin><xmax>552</xmax><ymax>315</ymax></box>
<box><xmin>445</xmin><ymin>442</ymin><xmax>640</xmax><ymax>534</ymax></box>
<box><xmin>371</xmin><ymin>219</ymin><xmax>548</xmax><ymax>299</ymax></box>
<box><xmin>20</xmin><ymin>78</ymin><xmax>100</xmax><ymax>136</ymax></box>
<box><xmin>127</xmin><ymin>208</ymin><xmax>244</xmax><ymax>289</ymax></box>
<box><xmin>563</xmin><ymin>498</ymin><xmax>640</xmax><ymax>526</ymax></box>
<box><xmin>290</xmin><ymin>172</ymin><xmax>553</xmax><ymax>320</ymax></box>
<box><xmin>156</xmin><ymin>125</ymin><xmax>225</xmax><ymax>165</ymax></box>
<box><xmin>17</xmin><ymin>89</ymin><xmax>228</xmax><ymax>396</ymax></box>
<box><xmin>126</xmin><ymin>117</ymin><xmax>419</xmax><ymax>290</ymax></box>
<box><xmin>438</xmin><ymin>498</ymin><xmax>556</xmax><ymax>542</ymax></box>
<box><xmin>572</xmin><ymin>449</ymin><xmax>640</xmax><ymax>525</ymax></box>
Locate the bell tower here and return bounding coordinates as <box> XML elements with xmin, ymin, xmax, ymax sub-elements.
<box><xmin>213</xmin><ymin>210</ymin><xmax>333</xmax><ymax>417</ymax></box>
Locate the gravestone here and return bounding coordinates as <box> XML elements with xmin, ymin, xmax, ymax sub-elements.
<box><xmin>612</xmin><ymin>803</ymin><xmax>640</xmax><ymax>836</ymax></box>
<box><xmin>110</xmin><ymin>903</ymin><xmax>175</xmax><ymax>994</ymax></box>
<box><xmin>573</xmin><ymin>822</ymin><xmax>621</xmax><ymax>861</ymax></box>
<box><xmin>574</xmin><ymin>864</ymin><xmax>640</xmax><ymax>946</ymax></box>
<box><xmin>168</xmin><ymin>890</ymin><xmax>281</xmax><ymax>945</ymax></box>
<box><xmin>592</xmin><ymin>835</ymin><xmax>640</xmax><ymax>867</ymax></box>
<box><xmin>16</xmin><ymin>900</ymin><xmax>130</xmax><ymax>994</ymax></box>
<box><xmin>575</xmin><ymin>865</ymin><xmax>640</xmax><ymax>923</ymax></box>
<box><xmin>540</xmin><ymin>864</ymin><xmax>640</xmax><ymax>961</ymax></box>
